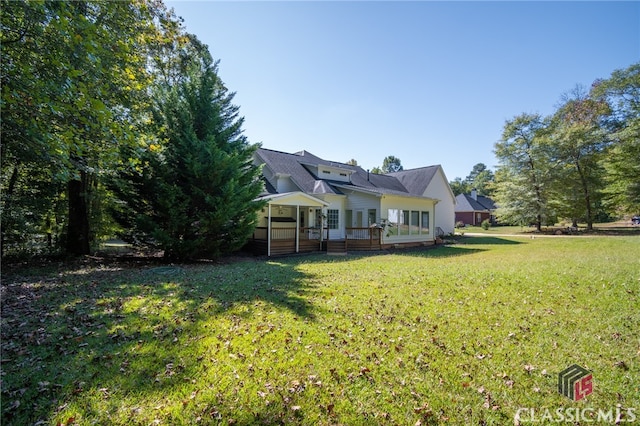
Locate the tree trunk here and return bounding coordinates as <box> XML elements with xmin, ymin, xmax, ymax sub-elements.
<box><xmin>1</xmin><ymin>163</ymin><xmax>20</xmax><ymax>257</ymax></box>
<box><xmin>576</xmin><ymin>162</ymin><xmax>593</xmax><ymax>231</ymax></box>
<box><xmin>66</xmin><ymin>171</ymin><xmax>91</xmax><ymax>255</ymax></box>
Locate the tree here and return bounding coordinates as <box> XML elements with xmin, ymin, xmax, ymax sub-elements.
<box><xmin>370</xmin><ymin>166</ymin><xmax>383</xmax><ymax>174</ymax></box>
<box><xmin>449</xmin><ymin>177</ymin><xmax>471</xmax><ymax>196</ymax></box>
<box><xmin>346</xmin><ymin>159</ymin><xmax>358</xmax><ymax>166</ymax></box>
<box><xmin>550</xmin><ymin>86</ymin><xmax>611</xmax><ymax>230</ymax></box>
<box><xmin>591</xmin><ymin>62</ymin><xmax>640</xmax><ymax>215</ymax></box>
<box><xmin>464</xmin><ymin>163</ymin><xmax>495</xmax><ymax>196</ymax></box>
<box><xmin>381</xmin><ymin>156</ymin><xmax>403</xmax><ymax>173</ymax></box>
<box><xmin>111</xmin><ymin>38</ymin><xmax>264</xmax><ymax>261</ymax></box>
<box><xmin>1</xmin><ymin>0</ymin><xmax>157</xmax><ymax>256</ymax></box>
<box><xmin>493</xmin><ymin>113</ymin><xmax>554</xmax><ymax>230</ymax></box>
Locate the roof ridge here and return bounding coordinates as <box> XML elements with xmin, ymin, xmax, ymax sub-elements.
<box><xmin>388</xmin><ymin>164</ymin><xmax>440</xmax><ymax>174</ymax></box>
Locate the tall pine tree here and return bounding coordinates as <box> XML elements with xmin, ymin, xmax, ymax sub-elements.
<box><xmin>112</xmin><ymin>40</ymin><xmax>264</xmax><ymax>260</ymax></box>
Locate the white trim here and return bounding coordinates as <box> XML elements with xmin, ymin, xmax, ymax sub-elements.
<box><xmin>257</xmin><ymin>191</ymin><xmax>329</xmax><ymax>207</ymax></box>
<box><xmin>267</xmin><ymin>203</ymin><xmax>272</xmax><ymax>257</ymax></box>
<box><xmin>296</xmin><ymin>204</ymin><xmax>300</xmax><ymax>253</ymax></box>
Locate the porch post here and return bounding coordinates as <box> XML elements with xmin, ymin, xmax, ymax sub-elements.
<box><xmin>267</xmin><ymin>203</ymin><xmax>272</xmax><ymax>257</ymax></box>
<box><xmin>295</xmin><ymin>204</ymin><xmax>300</xmax><ymax>253</ymax></box>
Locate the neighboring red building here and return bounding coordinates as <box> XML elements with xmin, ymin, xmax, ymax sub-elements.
<box><xmin>454</xmin><ymin>189</ymin><xmax>496</xmax><ymax>226</ymax></box>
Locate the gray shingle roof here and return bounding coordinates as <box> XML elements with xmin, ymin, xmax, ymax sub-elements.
<box><xmin>388</xmin><ymin>166</ymin><xmax>440</xmax><ymax>195</ymax></box>
<box><xmin>455</xmin><ymin>193</ymin><xmax>496</xmax><ymax>212</ymax></box>
<box><xmin>256</xmin><ymin>148</ymin><xmax>439</xmax><ymax>199</ymax></box>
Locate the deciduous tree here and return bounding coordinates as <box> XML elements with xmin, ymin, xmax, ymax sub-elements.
<box><xmin>493</xmin><ymin>113</ymin><xmax>554</xmax><ymax>230</ymax></box>
<box><xmin>1</xmin><ymin>0</ymin><xmax>157</xmax><ymax>256</ymax></box>
<box><xmin>550</xmin><ymin>86</ymin><xmax>611</xmax><ymax>230</ymax></box>
<box><xmin>592</xmin><ymin>62</ymin><xmax>640</xmax><ymax>215</ymax></box>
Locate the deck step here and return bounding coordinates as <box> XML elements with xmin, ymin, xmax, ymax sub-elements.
<box><xmin>327</xmin><ymin>240</ymin><xmax>347</xmax><ymax>255</ymax></box>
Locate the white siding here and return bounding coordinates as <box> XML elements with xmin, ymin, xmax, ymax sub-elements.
<box><xmin>260</xmin><ymin>165</ymin><xmax>277</xmax><ymax>191</ymax></box>
<box><xmin>343</xmin><ymin>191</ymin><xmax>381</xmax><ymax>226</ymax></box>
<box><xmin>317</xmin><ymin>165</ymin><xmax>352</xmax><ymax>183</ymax></box>
<box><xmin>424</xmin><ymin>168</ymin><xmax>455</xmax><ymax>235</ymax></box>
<box><xmin>318</xmin><ymin>194</ymin><xmax>346</xmax><ymax>240</ymax></box>
<box><xmin>276</xmin><ymin>175</ymin><xmax>298</xmax><ymax>193</ymax></box>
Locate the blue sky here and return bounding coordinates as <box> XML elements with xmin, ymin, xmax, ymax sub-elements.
<box><xmin>167</xmin><ymin>1</ymin><xmax>639</xmax><ymax>181</ymax></box>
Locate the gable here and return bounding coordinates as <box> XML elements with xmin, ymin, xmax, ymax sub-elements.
<box><xmin>389</xmin><ymin>165</ymin><xmax>456</xmax><ymax>203</ymax></box>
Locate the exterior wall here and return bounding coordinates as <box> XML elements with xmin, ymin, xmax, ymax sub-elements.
<box><xmin>261</xmin><ymin>165</ymin><xmax>277</xmax><ymax>191</ymax></box>
<box><xmin>424</xmin><ymin>169</ymin><xmax>456</xmax><ymax>235</ymax></box>
<box><xmin>379</xmin><ymin>195</ymin><xmax>435</xmax><ymax>245</ymax></box>
<box><xmin>455</xmin><ymin>211</ymin><xmax>490</xmax><ymax>226</ymax></box>
<box><xmin>317</xmin><ymin>165</ymin><xmax>351</xmax><ymax>183</ymax></box>
<box><xmin>455</xmin><ymin>212</ymin><xmax>474</xmax><ymax>226</ymax></box>
<box><xmin>318</xmin><ymin>194</ymin><xmax>347</xmax><ymax>240</ymax></box>
<box><xmin>343</xmin><ymin>191</ymin><xmax>381</xmax><ymax>227</ymax></box>
<box><xmin>276</xmin><ymin>175</ymin><xmax>298</xmax><ymax>193</ymax></box>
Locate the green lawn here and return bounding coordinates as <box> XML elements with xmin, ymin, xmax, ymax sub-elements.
<box><xmin>2</xmin><ymin>236</ymin><xmax>639</xmax><ymax>425</ymax></box>
<box><xmin>458</xmin><ymin>221</ymin><xmax>640</xmax><ymax>236</ymax></box>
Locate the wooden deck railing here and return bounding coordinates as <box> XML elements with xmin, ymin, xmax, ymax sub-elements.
<box><xmin>249</xmin><ymin>226</ymin><xmax>381</xmax><ymax>255</ymax></box>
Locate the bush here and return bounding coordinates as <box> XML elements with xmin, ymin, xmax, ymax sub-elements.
<box><xmin>481</xmin><ymin>219</ymin><xmax>491</xmax><ymax>230</ymax></box>
<box><xmin>455</xmin><ymin>221</ymin><xmax>465</xmax><ymax>228</ymax></box>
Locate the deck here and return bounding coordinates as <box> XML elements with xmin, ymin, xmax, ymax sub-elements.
<box><xmin>246</xmin><ymin>227</ymin><xmax>383</xmax><ymax>256</ymax></box>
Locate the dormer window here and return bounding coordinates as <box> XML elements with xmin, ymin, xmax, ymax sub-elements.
<box><xmin>317</xmin><ymin>165</ymin><xmax>353</xmax><ymax>182</ymax></box>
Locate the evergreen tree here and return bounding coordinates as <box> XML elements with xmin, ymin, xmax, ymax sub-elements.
<box><xmin>112</xmin><ymin>42</ymin><xmax>264</xmax><ymax>260</ymax></box>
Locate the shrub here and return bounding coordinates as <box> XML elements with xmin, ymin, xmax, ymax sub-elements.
<box><xmin>455</xmin><ymin>221</ymin><xmax>465</xmax><ymax>228</ymax></box>
<box><xmin>481</xmin><ymin>219</ymin><xmax>491</xmax><ymax>230</ymax></box>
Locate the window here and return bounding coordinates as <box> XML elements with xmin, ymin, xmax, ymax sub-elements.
<box><xmin>322</xmin><ymin>170</ymin><xmax>331</xmax><ymax>174</ymax></box>
<box><xmin>345</xmin><ymin>210</ymin><xmax>353</xmax><ymax>227</ymax></box>
<box><xmin>400</xmin><ymin>210</ymin><xmax>410</xmax><ymax>235</ymax></box>
<box><xmin>410</xmin><ymin>211</ymin><xmax>420</xmax><ymax>234</ymax></box>
<box><xmin>387</xmin><ymin>208</ymin><xmax>431</xmax><ymax>236</ymax></box>
<box><xmin>387</xmin><ymin>209</ymin><xmax>399</xmax><ymax>235</ymax></box>
<box><xmin>421</xmin><ymin>212</ymin><xmax>430</xmax><ymax>234</ymax></box>
<box><xmin>327</xmin><ymin>209</ymin><xmax>339</xmax><ymax>229</ymax></box>
<box><xmin>368</xmin><ymin>209</ymin><xmax>377</xmax><ymax>226</ymax></box>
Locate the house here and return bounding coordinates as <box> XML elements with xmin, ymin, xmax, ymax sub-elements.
<box><xmin>454</xmin><ymin>189</ymin><xmax>496</xmax><ymax>226</ymax></box>
<box><xmin>388</xmin><ymin>166</ymin><xmax>456</xmax><ymax>236</ymax></box>
<box><xmin>248</xmin><ymin>148</ymin><xmax>456</xmax><ymax>256</ymax></box>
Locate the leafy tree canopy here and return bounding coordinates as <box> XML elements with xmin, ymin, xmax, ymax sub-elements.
<box><xmin>381</xmin><ymin>156</ymin><xmax>403</xmax><ymax>173</ymax></box>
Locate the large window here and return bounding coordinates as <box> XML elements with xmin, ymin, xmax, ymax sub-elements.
<box><xmin>387</xmin><ymin>209</ymin><xmax>399</xmax><ymax>235</ymax></box>
<box><xmin>400</xmin><ymin>210</ymin><xmax>410</xmax><ymax>235</ymax></box>
<box><xmin>411</xmin><ymin>211</ymin><xmax>420</xmax><ymax>234</ymax></box>
<box><xmin>386</xmin><ymin>209</ymin><xmax>431</xmax><ymax>236</ymax></box>
<box><xmin>327</xmin><ymin>209</ymin><xmax>339</xmax><ymax>229</ymax></box>
<box><xmin>421</xmin><ymin>212</ymin><xmax>430</xmax><ymax>234</ymax></box>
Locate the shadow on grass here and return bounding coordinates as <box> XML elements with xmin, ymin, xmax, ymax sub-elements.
<box><xmin>383</xmin><ymin>245</ymin><xmax>488</xmax><ymax>261</ymax></box>
<box><xmin>455</xmin><ymin>236</ymin><xmax>524</xmax><ymax>245</ymax></box>
<box><xmin>0</xmin><ymin>259</ymin><xmax>318</xmax><ymax>425</ymax></box>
